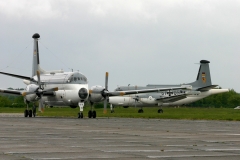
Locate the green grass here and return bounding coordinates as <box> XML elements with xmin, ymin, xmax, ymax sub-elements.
<box><xmin>1</xmin><ymin>106</ymin><xmax>240</xmax><ymax>121</ymax></box>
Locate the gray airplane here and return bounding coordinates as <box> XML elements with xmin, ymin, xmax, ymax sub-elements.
<box><xmin>0</xmin><ymin>33</ymin><xmax>191</xmax><ymax>118</ymax></box>
<box><xmin>109</xmin><ymin>60</ymin><xmax>229</xmax><ymax>113</ymax></box>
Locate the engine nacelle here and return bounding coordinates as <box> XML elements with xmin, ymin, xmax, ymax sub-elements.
<box><xmin>24</xmin><ymin>84</ymin><xmax>39</xmax><ymax>102</ymax></box>
<box><xmin>89</xmin><ymin>85</ymin><xmax>105</xmax><ymax>103</ymax></box>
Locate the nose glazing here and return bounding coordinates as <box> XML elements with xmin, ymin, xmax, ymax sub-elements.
<box><xmin>78</xmin><ymin>88</ymin><xmax>88</xmax><ymax>99</ymax></box>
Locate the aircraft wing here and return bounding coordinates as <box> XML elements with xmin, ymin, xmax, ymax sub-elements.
<box><xmin>0</xmin><ymin>88</ymin><xmax>24</xmax><ymax>96</ymax></box>
<box><xmin>197</xmin><ymin>85</ymin><xmax>218</xmax><ymax>91</ymax></box>
<box><xmin>107</xmin><ymin>86</ymin><xmax>191</xmax><ymax>96</ymax></box>
<box><xmin>156</xmin><ymin>94</ymin><xmax>187</xmax><ymax>102</ymax></box>
<box><xmin>0</xmin><ymin>72</ymin><xmax>35</xmax><ymax>82</ymax></box>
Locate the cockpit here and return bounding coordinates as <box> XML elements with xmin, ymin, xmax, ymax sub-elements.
<box><xmin>67</xmin><ymin>72</ymin><xmax>88</xmax><ymax>84</ymax></box>
<box><xmin>33</xmin><ymin>72</ymin><xmax>88</xmax><ymax>85</ymax></box>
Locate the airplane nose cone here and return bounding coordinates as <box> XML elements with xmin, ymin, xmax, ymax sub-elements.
<box><xmin>78</xmin><ymin>88</ymin><xmax>88</xmax><ymax>99</ymax></box>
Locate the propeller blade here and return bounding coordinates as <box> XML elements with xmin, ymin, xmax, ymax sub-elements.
<box><xmin>21</xmin><ymin>91</ymin><xmax>37</xmax><ymax>96</ymax></box>
<box><xmin>103</xmin><ymin>98</ymin><xmax>107</xmax><ymax>114</ymax></box>
<box><xmin>133</xmin><ymin>96</ymin><xmax>139</xmax><ymax>109</ymax></box>
<box><xmin>43</xmin><ymin>87</ymin><xmax>58</xmax><ymax>92</ymax></box>
<box><xmin>36</xmin><ymin>70</ymin><xmax>41</xmax><ymax>88</ymax></box>
<box><xmin>38</xmin><ymin>99</ymin><xmax>44</xmax><ymax>112</ymax></box>
<box><xmin>134</xmin><ymin>99</ymin><xmax>136</xmax><ymax>109</ymax></box>
<box><xmin>105</xmin><ymin>72</ymin><xmax>108</xmax><ymax>91</ymax></box>
<box><xmin>103</xmin><ymin>72</ymin><xmax>109</xmax><ymax>114</ymax></box>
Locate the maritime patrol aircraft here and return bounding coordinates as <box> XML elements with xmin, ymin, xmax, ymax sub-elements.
<box><xmin>0</xmin><ymin>33</ymin><xmax>192</xmax><ymax>118</ymax></box>
<box><xmin>109</xmin><ymin>60</ymin><xmax>229</xmax><ymax>113</ymax></box>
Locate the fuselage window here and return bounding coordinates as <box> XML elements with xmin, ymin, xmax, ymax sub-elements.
<box><xmin>74</xmin><ymin>77</ymin><xmax>77</xmax><ymax>81</ymax></box>
<box><xmin>78</xmin><ymin>77</ymin><xmax>80</xmax><ymax>80</ymax></box>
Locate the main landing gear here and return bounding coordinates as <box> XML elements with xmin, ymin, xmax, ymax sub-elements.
<box><xmin>137</xmin><ymin>108</ymin><xmax>163</xmax><ymax>113</ymax></box>
<box><xmin>110</xmin><ymin>104</ymin><xmax>114</xmax><ymax>113</ymax></box>
<box><xmin>158</xmin><ymin>109</ymin><xmax>163</xmax><ymax>113</ymax></box>
<box><xmin>88</xmin><ymin>102</ymin><xmax>96</xmax><ymax>118</ymax></box>
<box><xmin>138</xmin><ymin>108</ymin><xmax>144</xmax><ymax>113</ymax></box>
<box><xmin>24</xmin><ymin>103</ymin><xmax>36</xmax><ymax>118</ymax></box>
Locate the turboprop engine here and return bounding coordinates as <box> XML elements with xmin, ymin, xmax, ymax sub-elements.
<box><xmin>24</xmin><ymin>84</ymin><xmax>39</xmax><ymax>102</ymax></box>
<box><xmin>88</xmin><ymin>85</ymin><xmax>106</xmax><ymax>103</ymax></box>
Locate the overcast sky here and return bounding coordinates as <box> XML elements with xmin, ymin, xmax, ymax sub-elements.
<box><xmin>0</xmin><ymin>0</ymin><xmax>239</xmax><ymax>92</ymax></box>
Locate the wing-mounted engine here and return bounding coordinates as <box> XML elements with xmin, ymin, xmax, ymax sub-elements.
<box><xmin>88</xmin><ymin>85</ymin><xmax>106</xmax><ymax>103</ymax></box>
<box><xmin>24</xmin><ymin>84</ymin><xmax>39</xmax><ymax>102</ymax></box>
<box><xmin>22</xmin><ymin>71</ymin><xmax>58</xmax><ymax>111</ymax></box>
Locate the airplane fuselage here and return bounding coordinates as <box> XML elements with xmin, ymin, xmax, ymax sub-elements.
<box><xmin>109</xmin><ymin>88</ymin><xmax>228</xmax><ymax>107</ymax></box>
<box><xmin>24</xmin><ymin>71</ymin><xmax>89</xmax><ymax>107</ymax></box>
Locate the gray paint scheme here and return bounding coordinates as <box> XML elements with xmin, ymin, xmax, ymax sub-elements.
<box><xmin>115</xmin><ymin>60</ymin><xmax>213</xmax><ymax>91</ymax></box>
<box><xmin>109</xmin><ymin>60</ymin><xmax>228</xmax><ymax>108</ymax></box>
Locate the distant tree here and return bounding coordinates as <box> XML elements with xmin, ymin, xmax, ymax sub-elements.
<box><xmin>189</xmin><ymin>89</ymin><xmax>240</xmax><ymax>108</ymax></box>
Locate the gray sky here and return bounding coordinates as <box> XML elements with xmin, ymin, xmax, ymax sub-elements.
<box><xmin>0</xmin><ymin>0</ymin><xmax>239</xmax><ymax>92</ymax></box>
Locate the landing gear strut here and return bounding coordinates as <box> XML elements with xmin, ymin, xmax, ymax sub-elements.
<box><xmin>110</xmin><ymin>104</ymin><xmax>114</xmax><ymax>113</ymax></box>
<box><xmin>78</xmin><ymin>102</ymin><xmax>84</xmax><ymax>119</ymax></box>
<box><xmin>33</xmin><ymin>105</ymin><xmax>36</xmax><ymax>117</ymax></box>
<box><xmin>24</xmin><ymin>102</ymin><xmax>35</xmax><ymax>118</ymax></box>
<box><xmin>88</xmin><ymin>102</ymin><xmax>97</xmax><ymax>118</ymax></box>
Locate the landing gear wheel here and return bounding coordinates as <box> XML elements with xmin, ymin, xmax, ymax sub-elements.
<box><xmin>88</xmin><ymin>111</ymin><xmax>93</xmax><ymax>118</ymax></box>
<box><xmin>78</xmin><ymin>112</ymin><xmax>83</xmax><ymax>118</ymax></box>
<box><xmin>28</xmin><ymin>110</ymin><xmax>33</xmax><ymax>117</ymax></box>
<box><xmin>111</xmin><ymin>110</ymin><xmax>115</xmax><ymax>113</ymax></box>
<box><xmin>33</xmin><ymin>107</ymin><xmax>36</xmax><ymax>117</ymax></box>
<box><xmin>81</xmin><ymin>112</ymin><xmax>83</xmax><ymax>118</ymax></box>
<box><xmin>138</xmin><ymin>109</ymin><xmax>144</xmax><ymax>113</ymax></box>
<box><xmin>92</xmin><ymin>111</ymin><xmax>96</xmax><ymax>118</ymax></box>
<box><xmin>158</xmin><ymin>109</ymin><xmax>163</xmax><ymax>113</ymax></box>
<box><xmin>24</xmin><ymin>110</ymin><xmax>29</xmax><ymax>117</ymax></box>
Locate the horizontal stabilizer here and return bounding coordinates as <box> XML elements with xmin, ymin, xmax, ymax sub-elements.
<box><xmin>197</xmin><ymin>85</ymin><xmax>218</xmax><ymax>91</ymax></box>
<box><xmin>156</xmin><ymin>94</ymin><xmax>187</xmax><ymax>102</ymax></box>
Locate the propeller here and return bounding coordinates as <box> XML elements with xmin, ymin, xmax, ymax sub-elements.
<box><xmin>21</xmin><ymin>70</ymin><xmax>58</xmax><ymax>112</ymax></box>
<box><xmin>36</xmin><ymin>71</ymin><xmax>44</xmax><ymax>112</ymax></box>
<box><xmin>133</xmin><ymin>95</ymin><xmax>139</xmax><ymax>109</ymax></box>
<box><xmin>103</xmin><ymin>72</ymin><xmax>108</xmax><ymax>114</ymax></box>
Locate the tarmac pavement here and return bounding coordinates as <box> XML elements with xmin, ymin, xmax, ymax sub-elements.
<box><xmin>0</xmin><ymin>114</ymin><xmax>240</xmax><ymax>159</ymax></box>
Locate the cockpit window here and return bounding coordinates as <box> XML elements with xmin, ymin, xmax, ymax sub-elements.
<box><xmin>66</xmin><ymin>73</ymin><xmax>87</xmax><ymax>84</ymax></box>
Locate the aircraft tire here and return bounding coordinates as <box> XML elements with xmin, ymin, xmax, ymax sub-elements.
<box><xmin>24</xmin><ymin>110</ymin><xmax>29</xmax><ymax>117</ymax></box>
<box><xmin>78</xmin><ymin>112</ymin><xmax>81</xmax><ymax>118</ymax></box>
<box><xmin>81</xmin><ymin>112</ymin><xmax>83</xmax><ymax>118</ymax></box>
<box><xmin>29</xmin><ymin>110</ymin><xmax>33</xmax><ymax>117</ymax></box>
<box><xmin>33</xmin><ymin>106</ymin><xmax>36</xmax><ymax>117</ymax></box>
<box><xmin>92</xmin><ymin>111</ymin><xmax>96</xmax><ymax>118</ymax></box>
<box><xmin>158</xmin><ymin>109</ymin><xmax>163</xmax><ymax>113</ymax></box>
<box><xmin>88</xmin><ymin>111</ymin><xmax>92</xmax><ymax>118</ymax></box>
<box><xmin>138</xmin><ymin>109</ymin><xmax>143</xmax><ymax>113</ymax></box>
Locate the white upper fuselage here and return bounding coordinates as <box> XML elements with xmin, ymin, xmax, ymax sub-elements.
<box><xmin>109</xmin><ymin>89</ymin><xmax>229</xmax><ymax>107</ymax></box>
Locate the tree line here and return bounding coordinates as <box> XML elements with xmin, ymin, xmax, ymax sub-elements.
<box><xmin>187</xmin><ymin>89</ymin><xmax>240</xmax><ymax>108</ymax></box>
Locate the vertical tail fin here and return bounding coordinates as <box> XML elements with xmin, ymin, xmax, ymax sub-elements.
<box><xmin>188</xmin><ymin>60</ymin><xmax>212</xmax><ymax>88</ymax></box>
<box><xmin>32</xmin><ymin>33</ymin><xmax>46</xmax><ymax>76</ymax></box>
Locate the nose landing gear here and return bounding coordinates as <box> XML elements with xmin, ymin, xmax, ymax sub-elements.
<box><xmin>78</xmin><ymin>102</ymin><xmax>84</xmax><ymax>119</ymax></box>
